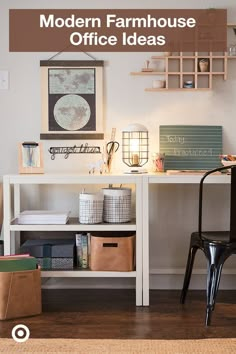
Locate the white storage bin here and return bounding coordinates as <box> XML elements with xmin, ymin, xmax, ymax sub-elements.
<box><xmin>103</xmin><ymin>188</ymin><xmax>131</xmax><ymax>223</ymax></box>
<box><xmin>79</xmin><ymin>193</ymin><xmax>104</xmax><ymax>224</ymax></box>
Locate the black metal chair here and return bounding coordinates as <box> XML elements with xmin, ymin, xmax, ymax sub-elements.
<box><xmin>180</xmin><ymin>165</ymin><xmax>236</xmax><ymax>326</ymax></box>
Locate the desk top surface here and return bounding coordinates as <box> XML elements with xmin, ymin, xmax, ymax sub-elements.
<box><xmin>3</xmin><ymin>172</ymin><xmax>231</xmax><ymax>184</ymax></box>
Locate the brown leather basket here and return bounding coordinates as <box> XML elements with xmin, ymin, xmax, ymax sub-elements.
<box><xmin>0</xmin><ymin>268</ymin><xmax>42</xmax><ymax>320</ymax></box>
<box><xmin>90</xmin><ymin>234</ymin><xmax>135</xmax><ymax>272</ymax></box>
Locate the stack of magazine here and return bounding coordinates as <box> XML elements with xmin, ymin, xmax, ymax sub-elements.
<box><xmin>18</xmin><ymin>210</ymin><xmax>70</xmax><ymax>225</ymax></box>
<box><xmin>75</xmin><ymin>233</ymin><xmax>90</xmax><ymax>269</ymax></box>
<box><xmin>0</xmin><ymin>254</ymin><xmax>37</xmax><ymax>272</ymax></box>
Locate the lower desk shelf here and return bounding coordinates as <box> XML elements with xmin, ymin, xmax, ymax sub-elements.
<box><xmin>41</xmin><ymin>270</ymin><xmax>137</xmax><ymax>277</ymax></box>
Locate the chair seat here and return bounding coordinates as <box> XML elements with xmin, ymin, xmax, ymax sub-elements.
<box><xmin>192</xmin><ymin>231</ymin><xmax>232</xmax><ymax>244</ymax></box>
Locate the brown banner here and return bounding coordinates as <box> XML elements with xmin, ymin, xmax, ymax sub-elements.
<box><xmin>9</xmin><ymin>9</ymin><xmax>227</xmax><ymax>52</ymax></box>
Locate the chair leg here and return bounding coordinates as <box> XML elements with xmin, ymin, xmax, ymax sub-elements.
<box><xmin>204</xmin><ymin>244</ymin><xmax>233</xmax><ymax>326</ymax></box>
<box><xmin>205</xmin><ymin>263</ymin><xmax>223</xmax><ymax>326</ymax></box>
<box><xmin>180</xmin><ymin>245</ymin><xmax>198</xmax><ymax>304</ymax></box>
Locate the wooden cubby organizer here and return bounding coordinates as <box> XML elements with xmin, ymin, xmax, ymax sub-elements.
<box><xmin>130</xmin><ymin>51</ymin><xmax>234</xmax><ymax>91</ymax></box>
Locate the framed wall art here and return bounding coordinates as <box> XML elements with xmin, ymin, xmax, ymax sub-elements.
<box><xmin>18</xmin><ymin>142</ymin><xmax>44</xmax><ymax>174</ymax></box>
<box><xmin>40</xmin><ymin>60</ymin><xmax>104</xmax><ymax>140</ymax></box>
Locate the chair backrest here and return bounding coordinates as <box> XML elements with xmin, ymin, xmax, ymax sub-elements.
<box><xmin>198</xmin><ymin>165</ymin><xmax>236</xmax><ymax>242</ymax></box>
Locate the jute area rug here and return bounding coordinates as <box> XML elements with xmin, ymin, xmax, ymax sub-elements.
<box><xmin>0</xmin><ymin>338</ymin><xmax>235</xmax><ymax>354</ymax></box>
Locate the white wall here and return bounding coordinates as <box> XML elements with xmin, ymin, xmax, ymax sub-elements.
<box><xmin>1</xmin><ymin>0</ymin><xmax>236</xmax><ymax>289</ymax></box>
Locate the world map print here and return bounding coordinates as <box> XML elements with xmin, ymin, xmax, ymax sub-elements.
<box><xmin>49</xmin><ymin>69</ymin><xmax>95</xmax><ymax>94</ymax></box>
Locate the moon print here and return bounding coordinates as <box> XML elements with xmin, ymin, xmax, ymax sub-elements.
<box><xmin>53</xmin><ymin>94</ymin><xmax>91</xmax><ymax>131</ymax></box>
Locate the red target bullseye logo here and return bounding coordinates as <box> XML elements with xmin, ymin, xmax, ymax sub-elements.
<box><xmin>11</xmin><ymin>324</ymin><xmax>30</xmax><ymax>343</ymax></box>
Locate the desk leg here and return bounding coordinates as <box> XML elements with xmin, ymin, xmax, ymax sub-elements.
<box><xmin>3</xmin><ymin>176</ymin><xmax>11</xmax><ymax>255</ymax></box>
<box><xmin>135</xmin><ymin>179</ymin><xmax>143</xmax><ymax>306</ymax></box>
<box><xmin>13</xmin><ymin>184</ymin><xmax>20</xmax><ymax>254</ymax></box>
<box><xmin>142</xmin><ymin>176</ymin><xmax>149</xmax><ymax>306</ymax></box>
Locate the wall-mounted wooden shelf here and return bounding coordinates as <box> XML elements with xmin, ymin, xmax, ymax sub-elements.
<box><xmin>130</xmin><ymin>51</ymin><xmax>236</xmax><ymax>91</ymax></box>
<box><xmin>130</xmin><ymin>72</ymin><xmax>165</xmax><ymax>76</ymax></box>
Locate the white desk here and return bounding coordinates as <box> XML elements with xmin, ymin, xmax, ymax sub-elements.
<box><xmin>142</xmin><ymin>172</ymin><xmax>231</xmax><ymax>306</ymax></box>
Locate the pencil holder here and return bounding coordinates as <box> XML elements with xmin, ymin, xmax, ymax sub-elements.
<box><xmin>152</xmin><ymin>153</ymin><xmax>165</xmax><ymax>172</ymax></box>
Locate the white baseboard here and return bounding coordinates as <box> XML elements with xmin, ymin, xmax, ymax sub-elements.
<box><xmin>149</xmin><ymin>268</ymin><xmax>236</xmax><ymax>290</ymax></box>
<box><xmin>150</xmin><ymin>267</ymin><xmax>236</xmax><ymax>275</ymax></box>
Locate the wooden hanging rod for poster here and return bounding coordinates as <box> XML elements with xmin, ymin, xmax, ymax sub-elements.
<box><xmin>40</xmin><ymin>133</ymin><xmax>104</xmax><ymax>140</ymax></box>
<box><xmin>40</xmin><ymin>60</ymin><xmax>104</xmax><ymax>67</ymax></box>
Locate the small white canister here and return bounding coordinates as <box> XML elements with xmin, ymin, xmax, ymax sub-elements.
<box><xmin>152</xmin><ymin>80</ymin><xmax>165</xmax><ymax>89</ymax></box>
<box><xmin>103</xmin><ymin>188</ymin><xmax>131</xmax><ymax>223</ymax></box>
<box><xmin>79</xmin><ymin>193</ymin><xmax>104</xmax><ymax>224</ymax></box>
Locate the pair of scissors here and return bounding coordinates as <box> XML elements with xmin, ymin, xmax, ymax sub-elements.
<box><xmin>106</xmin><ymin>141</ymin><xmax>119</xmax><ymax>172</ymax></box>
<box><xmin>106</xmin><ymin>141</ymin><xmax>119</xmax><ymax>156</ymax></box>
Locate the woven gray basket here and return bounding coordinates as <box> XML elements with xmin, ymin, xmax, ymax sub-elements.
<box><xmin>103</xmin><ymin>188</ymin><xmax>131</xmax><ymax>223</ymax></box>
<box><xmin>79</xmin><ymin>193</ymin><xmax>104</xmax><ymax>224</ymax></box>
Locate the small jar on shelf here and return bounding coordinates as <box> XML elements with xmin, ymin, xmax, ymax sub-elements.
<box><xmin>198</xmin><ymin>58</ymin><xmax>210</xmax><ymax>72</ymax></box>
<box><xmin>183</xmin><ymin>80</ymin><xmax>194</xmax><ymax>89</ymax></box>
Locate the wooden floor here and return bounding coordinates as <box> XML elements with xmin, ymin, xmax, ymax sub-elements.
<box><xmin>0</xmin><ymin>290</ymin><xmax>235</xmax><ymax>339</ymax></box>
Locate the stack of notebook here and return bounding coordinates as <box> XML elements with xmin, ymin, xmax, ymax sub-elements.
<box><xmin>18</xmin><ymin>210</ymin><xmax>70</xmax><ymax>224</ymax></box>
<box><xmin>0</xmin><ymin>254</ymin><xmax>37</xmax><ymax>272</ymax></box>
